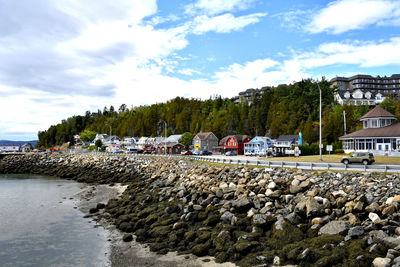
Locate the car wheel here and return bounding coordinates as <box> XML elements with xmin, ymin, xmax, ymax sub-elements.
<box><xmin>362</xmin><ymin>160</ymin><xmax>369</xmax><ymax>165</ymax></box>
<box><xmin>343</xmin><ymin>159</ymin><xmax>349</xmax><ymax>165</ymax></box>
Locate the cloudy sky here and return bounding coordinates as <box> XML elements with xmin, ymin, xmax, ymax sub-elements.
<box><xmin>1</xmin><ymin>0</ymin><xmax>400</xmax><ymax>140</ymax></box>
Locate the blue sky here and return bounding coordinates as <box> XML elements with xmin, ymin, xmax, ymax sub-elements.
<box><xmin>1</xmin><ymin>0</ymin><xmax>400</xmax><ymax>140</ymax></box>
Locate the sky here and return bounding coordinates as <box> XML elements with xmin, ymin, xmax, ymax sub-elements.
<box><xmin>1</xmin><ymin>0</ymin><xmax>400</xmax><ymax>141</ymax></box>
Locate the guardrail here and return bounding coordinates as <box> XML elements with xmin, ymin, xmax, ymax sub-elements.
<box><xmin>77</xmin><ymin>152</ymin><xmax>400</xmax><ymax>173</ymax></box>
<box><xmin>187</xmin><ymin>156</ymin><xmax>400</xmax><ymax>173</ymax></box>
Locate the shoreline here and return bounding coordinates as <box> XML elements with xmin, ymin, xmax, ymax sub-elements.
<box><xmin>75</xmin><ymin>183</ymin><xmax>236</xmax><ymax>267</ymax></box>
<box><xmin>2</xmin><ymin>153</ymin><xmax>400</xmax><ymax>266</ymax></box>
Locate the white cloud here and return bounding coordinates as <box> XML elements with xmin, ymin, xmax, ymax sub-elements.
<box><xmin>306</xmin><ymin>0</ymin><xmax>400</xmax><ymax>34</ymax></box>
<box><xmin>191</xmin><ymin>13</ymin><xmax>266</xmax><ymax>34</ymax></box>
<box><xmin>185</xmin><ymin>0</ymin><xmax>257</xmax><ymax>16</ymax></box>
<box><xmin>178</xmin><ymin>68</ymin><xmax>201</xmax><ymax>76</ymax></box>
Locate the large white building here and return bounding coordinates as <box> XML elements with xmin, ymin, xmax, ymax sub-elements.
<box><xmin>0</xmin><ymin>145</ymin><xmax>20</xmax><ymax>152</ymax></box>
<box><xmin>340</xmin><ymin>106</ymin><xmax>400</xmax><ymax>153</ymax></box>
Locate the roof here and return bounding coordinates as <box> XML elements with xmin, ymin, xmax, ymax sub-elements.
<box><xmin>219</xmin><ymin>135</ymin><xmax>250</xmax><ymax>146</ymax></box>
<box><xmin>360</xmin><ymin>106</ymin><xmax>396</xmax><ymax>120</ymax></box>
<box><xmin>340</xmin><ymin>123</ymin><xmax>400</xmax><ymax>139</ymax></box>
<box><xmin>248</xmin><ymin>136</ymin><xmax>273</xmax><ymax>143</ymax></box>
<box><xmin>165</xmin><ymin>134</ymin><xmax>182</xmax><ymax>143</ymax></box>
<box><xmin>157</xmin><ymin>142</ymin><xmax>184</xmax><ymax>148</ymax></box>
<box><xmin>336</xmin><ymin>89</ymin><xmax>380</xmax><ymax>100</ymax></box>
<box><xmin>195</xmin><ymin>132</ymin><xmax>217</xmax><ymax>140</ymax></box>
<box><xmin>276</xmin><ymin>135</ymin><xmax>299</xmax><ymax>142</ymax></box>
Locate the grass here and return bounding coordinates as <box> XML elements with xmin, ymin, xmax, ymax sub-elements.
<box><xmin>260</xmin><ymin>154</ymin><xmax>400</xmax><ymax>164</ymax></box>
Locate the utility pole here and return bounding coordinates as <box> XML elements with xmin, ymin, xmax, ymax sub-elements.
<box><xmin>317</xmin><ymin>82</ymin><xmax>322</xmax><ymax>161</ymax></box>
<box><xmin>343</xmin><ymin>110</ymin><xmax>347</xmax><ymax>134</ymax></box>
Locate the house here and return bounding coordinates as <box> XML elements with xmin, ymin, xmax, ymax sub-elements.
<box><xmin>103</xmin><ymin>136</ymin><xmax>121</xmax><ymax>146</ymax></box>
<box><xmin>335</xmin><ymin>89</ymin><xmax>385</xmax><ymax>106</ymax></box>
<box><xmin>0</xmin><ymin>145</ymin><xmax>20</xmax><ymax>152</ymax></box>
<box><xmin>274</xmin><ymin>135</ymin><xmax>300</xmax><ymax>154</ymax></box>
<box><xmin>217</xmin><ymin>135</ymin><xmax>251</xmax><ymax>155</ymax></box>
<box><xmin>21</xmin><ymin>143</ymin><xmax>32</xmax><ymax>152</ymax></box>
<box><xmin>92</xmin><ymin>134</ymin><xmax>109</xmax><ymax>145</ymax></box>
<box><xmin>156</xmin><ymin>142</ymin><xmax>184</xmax><ymax>154</ymax></box>
<box><xmin>121</xmin><ymin>137</ymin><xmax>137</xmax><ymax>148</ymax></box>
<box><xmin>192</xmin><ymin>132</ymin><xmax>219</xmax><ymax>151</ymax></box>
<box><xmin>137</xmin><ymin>137</ymin><xmax>149</xmax><ymax>149</ymax></box>
<box><xmin>146</xmin><ymin>137</ymin><xmax>166</xmax><ymax>151</ymax></box>
<box><xmin>339</xmin><ymin>106</ymin><xmax>400</xmax><ymax>154</ymax></box>
<box><xmin>244</xmin><ymin>136</ymin><xmax>275</xmax><ymax>156</ymax></box>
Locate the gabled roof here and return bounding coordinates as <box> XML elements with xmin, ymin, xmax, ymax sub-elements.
<box><xmin>219</xmin><ymin>135</ymin><xmax>250</xmax><ymax>146</ymax></box>
<box><xmin>165</xmin><ymin>134</ymin><xmax>182</xmax><ymax>143</ymax></box>
<box><xmin>360</xmin><ymin>106</ymin><xmax>396</xmax><ymax>120</ymax></box>
<box><xmin>276</xmin><ymin>135</ymin><xmax>299</xmax><ymax>142</ymax></box>
<box><xmin>195</xmin><ymin>132</ymin><xmax>217</xmax><ymax>140</ymax></box>
<box><xmin>340</xmin><ymin>123</ymin><xmax>400</xmax><ymax>139</ymax></box>
<box><xmin>336</xmin><ymin>89</ymin><xmax>379</xmax><ymax>100</ymax></box>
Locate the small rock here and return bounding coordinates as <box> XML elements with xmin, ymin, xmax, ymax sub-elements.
<box><xmin>273</xmin><ymin>256</ymin><xmax>280</xmax><ymax>266</ymax></box>
<box><xmin>369</xmin><ymin>212</ymin><xmax>381</xmax><ymax>223</ymax></box>
<box><xmin>122</xmin><ymin>234</ymin><xmax>133</xmax><ymax>242</ymax></box>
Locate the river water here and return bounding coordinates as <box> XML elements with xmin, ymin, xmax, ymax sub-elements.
<box><xmin>0</xmin><ymin>174</ymin><xmax>110</xmax><ymax>267</ymax></box>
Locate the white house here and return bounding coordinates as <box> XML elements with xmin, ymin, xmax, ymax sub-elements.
<box><xmin>0</xmin><ymin>145</ymin><xmax>20</xmax><ymax>152</ymax></box>
<box><xmin>335</xmin><ymin>89</ymin><xmax>385</xmax><ymax>106</ymax></box>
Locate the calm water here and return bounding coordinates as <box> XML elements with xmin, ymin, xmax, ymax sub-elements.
<box><xmin>0</xmin><ymin>174</ymin><xmax>110</xmax><ymax>267</ymax></box>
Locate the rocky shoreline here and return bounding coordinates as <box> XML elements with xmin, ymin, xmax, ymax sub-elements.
<box><xmin>1</xmin><ymin>153</ymin><xmax>400</xmax><ymax>266</ymax></box>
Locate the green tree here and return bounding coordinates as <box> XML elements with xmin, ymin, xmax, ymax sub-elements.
<box><xmin>179</xmin><ymin>132</ymin><xmax>194</xmax><ymax>150</ymax></box>
<box><xmin>95</xmin><ymin>139</ymin><xmax>103</xmax><ymax>149</ymax></box>
<box><xmin>80</xmin><ymin>129</ymin><xmax>97</xmax><ymax>142</ymax></box>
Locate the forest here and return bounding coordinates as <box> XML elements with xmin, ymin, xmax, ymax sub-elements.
<box><xmin>36</xmin><ymin>78</ymin><xmax>400</xmax><ymax>149</ymax></box>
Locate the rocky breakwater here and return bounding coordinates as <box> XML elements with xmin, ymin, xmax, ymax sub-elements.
<box><xmin>2</xmin><ymin>154</ymin><xmax>400</xmax><ymax>266</ymax></box>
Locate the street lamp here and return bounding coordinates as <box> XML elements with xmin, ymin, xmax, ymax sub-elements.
<box><xmin>317</xmin><ymin>81</ymin><xmax>322</xmax><ymax>161</ymax></box>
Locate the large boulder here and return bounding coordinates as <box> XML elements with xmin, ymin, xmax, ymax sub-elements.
<box><xmin>319</xmin><ymin>220</ymin><xmax>350</xmax><ymax>235</ymax></box>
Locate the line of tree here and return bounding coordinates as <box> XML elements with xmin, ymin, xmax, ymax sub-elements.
<box><xmin>37</xmin><ymin>78</ymin><xmax>400</xmax><ymax>148</ymax></box>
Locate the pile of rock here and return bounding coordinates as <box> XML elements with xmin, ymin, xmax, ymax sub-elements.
<box><xmin>2</xmin><ymin>153</ymin><xmax>400</xmax><ymax>266</ymax></box>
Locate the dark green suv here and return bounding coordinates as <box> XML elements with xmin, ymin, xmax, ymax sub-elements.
<box><xmin>341</xmin><ymin>152</ymin><xmax>375</xmax><ymax>165</ymax></box>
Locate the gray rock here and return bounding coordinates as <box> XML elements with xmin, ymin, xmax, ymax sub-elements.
<box><xmin>252</xmin><ymin>214</ymin><xmax>267</xmax><ymax>226</ymax></box>
<box><xmin>348</xmin><ymin>226</ymin><xmax>365</xmax><ymax>237</ymax></box>
<box><xmin>220</xmin><ymin>211</ymin><xmax>234</xmax><ymax>223</ymax></box>
<box><xmin>306</xmin><ymin>198</ymin><xmax>323</xmax><ymax>218</ymax></box>
<box><xmin>319</xmin><ymin>220</ymin><xmax>350</xmax><ymax>235</ymax></box>
<box><xmin>232</xmin><ymin>196</ymin><xmax>251</xmax><ymax>211</ymax></box>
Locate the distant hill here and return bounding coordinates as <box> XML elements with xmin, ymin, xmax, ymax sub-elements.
<box><xmin>0</xmin><ymin>140</ymin><xmax>38</xmax><ymax>147</ymax></box>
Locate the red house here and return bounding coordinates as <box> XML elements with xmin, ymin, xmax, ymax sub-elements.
<box><xmin>217</xmin><ymin>135</ymin><xmax>251</xmax><ymax>155</ymax></box>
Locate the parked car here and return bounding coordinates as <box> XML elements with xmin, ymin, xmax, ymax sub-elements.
<box><xmin>341</xmin><ymin>152</ymin><xmax>375</xmax><ymax>165</ymax></box>
<box><xmin>225</xmin><ymin>151</ymin><xmax>237</xmax><ymax>156</ymax></box>
<box><xmin>112</xmin><ymin>150</ymin><xmax>123</xmax><ymax>154</ymax></box>
<box><xmin>126</xmin><ymin>147</ymin><xmax>138</xmax><ymax>154</ymax></box>
<box><xmin>181</xmin><ymin>151</ymin><xmax>193</xmax><ymax>155</ymax></box>
<box><xmin>193</xmin><ymin>150</ymin><xmax>201</xmax><ymax>155</ymax></box>
<box><xmin>143</xmin><ymin>149</ymin><xmax>152</xmax><ymax>154</ymax></box>
<box><xmin>201</xmin><ymin>150</ymin><xmax>212</xmax><ymax>155</ymax></box>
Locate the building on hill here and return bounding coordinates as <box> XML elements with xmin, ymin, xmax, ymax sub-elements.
<box><xmin>234</xmin><ymin>86</ymin><xmax>275</xmax><ymax>104</ymax></box>
<box><xmin>335</xmin><ymin>89</ymin><xmax>385</xmax><ymax>106</ymax></box>
<box><xmin>331</xmin><ymin>74</ymin><xmax>400</xmax><ymax>105</ymax></box>
<box><xmin>192</xmin><ymin>132</ymin><xmax>219</xmax><ymax>151</ymax></box>
<box><xmin>339</xmin><ymin>106</ymin><xmax>400</xmax><ymax>154</ymax></box>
